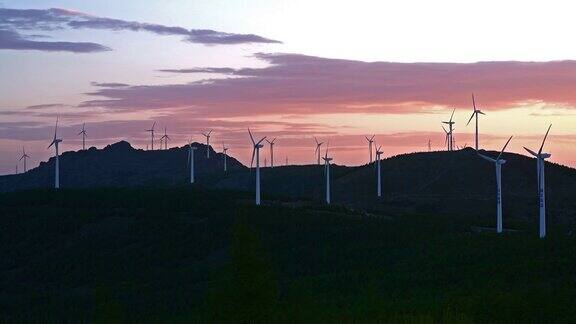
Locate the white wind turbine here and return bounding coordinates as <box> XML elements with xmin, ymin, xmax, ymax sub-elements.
<box><xmin>314</xmin><ymin>137</ymin><xmax>324</xmax><ymax>165</ymax></box>
<box><xmin>187</xmin><ymin>138</ymin><xmax>197</xmax><ymax>184</ymax></box>
<box><xmin>442</xmin><ymin>126</ymin><xmax>451</xmax><ymax>151</ymax></box>
<box><xmin>202</xmin><ymin>130</ymin><xmax>213</xmax><ymax>158</ymax></box>
<box><xmin>19</xmin><ymin>147</ymin><xmax>29</xmax><ymax>173</ymax></box>
<box><xmin>467</xmin><ymin>94</ymin><xmax>486</xmax><ymax>151</ymax></box>
<box><xmin>160</xmin><ymin>126</ymin><xmax>170</xmax><ymax>150</ymax></box>
<box><xmin>365</xmin><ymin>135</ymin><xmax>375</xmax><ymax>163</ymax></box>
<box><xmin>478</xmin><ymin>136</ymin><xmax>513</xmax><ymax>234</ymax></box>
<box><xmin>222</xmin><ymin>143</ymin><xmax>229</xmax><ymax>172</ymax></box>
<box><xmin>146</xmin><ymin>122</ymin><xmax>156</xmax><ymax>150</ymax></box>
<box><xmin>266</xmin><ymin>138</ymin><xmax>276</xmax><ymax>168</ymax></box>
<box><xmin>524</xmin><ymin>124</ymin><xmax>552</xmax><ymax>239</ymax></box>
<box><xmin>78</xmin><ymin>123</ymin><xmax>87</xmax><ymax>150</ymax></box>
<box><xmin>442</xmin><ymin>109</ymin><xmax>455</xmax><ymax>151</ymax></box>
<box><xmin>249</xmin><ymin>128</ymin><xmax>266</xmax><ymax>205</ymax></box>
<box><xmin>47</xmin><ymin>116</ymin><xmax>62</xmax><ymax>189</ymax></box>
<box><xmin>322</xmin><ymin>143</ymin><xmax>333</xmax><ymax>204</ymax></box>
<box><xmin>375</xmin><ymin>144</ymin><xmax>383</xmax><ymax>197</ymax></box>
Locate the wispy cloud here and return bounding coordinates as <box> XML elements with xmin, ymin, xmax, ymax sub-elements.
<box><xmin>0</xmin><ymin>28</ymin><xmax>110</xmax><ymax>53</ymax></box>
<box><xmin>0</xmin><ymin>7</ymin><xmax>281</xmax><ymax>53</ymax></box>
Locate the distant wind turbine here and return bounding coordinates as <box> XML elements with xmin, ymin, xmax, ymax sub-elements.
<box><xmin>322</xmin><ymin>143</ymin><xmax>333</xmax><ymax>204</ymax></box>
<box><xmin>376</xmin><ymin>144</ymin><xmax>383</xmax><ymax>197</ymax></box>
<box><xmin>47</xmin><ymin>116</ymin><xmax>62</xmax><ymax>189</ymax></box>
<box><xmin>314</xmin><ymin>137</ymin><xmax>324</xmax><ymax>165</ymax></box>
<box><xmin>478</xmin><ymin>136</ymin><xmax>513</xmax><ymax>234</ymax></box>
<box><xmin>428</xmin><ymin>139</ymin><xmax>431</xmax><ymax>152</ymax></box>
<box><xmin>160</xmin><ymin>126</ymin><xmax>170</xmax><ymax>150</ymax></box>
<box><xmin>467</xmin><ymin>94</ymin><xmax>486</xmax><ymax>151</ymax></box>
<box><xmin>524</xmin><ymin>124</ymin><xmax>552</xmax><ymax>239</ymax></box>
<box><xmin>266</xmin><ymin>138</ymin><xmax>276</xmax><ymax>168</ymax></box>
<box><xmin>249</xmin><ymin>128</ymin><xmax>266</xmax><ymax>205</ymax></box>
<box><xmin>19</xmin><ymin>147</ymin><xmax>29</xmax><ymax>173</ymax></box>
<box><xmin>442</xmin><ymin>109</ymin><xmax>455</xmax><ymax>151</ymax></box>
<box><xmin>146</xmin><ymin>122</ymin><xmax>156</xmax><ymax>150</ymax></box>
<box><xmin>202</xmin><ymin>130</ymin><xmax>213</xmax><ymax>158</ymax></box>
<box><xmin>222</xmin><ymin>143</ymin><xmax>229</xmax><ymax>172</ymax></box>
<box><xmin>187</xmin><ymin>138</ymin><xmax>197</xmax><ymax>184</ymax></box>
<box><xmin>365</xmin><ymin>135</ymin><xmax>375</xmax><ymax>163</ymax></box>
<box><xmin>78</xmin><ymin>123</ymin><xmax>87</xmax><ymax>150</ymax></box>
<box><xmin>442</xmin><ymin>126</ymin><xmax>450</xmax><ymax>151</ymax></box>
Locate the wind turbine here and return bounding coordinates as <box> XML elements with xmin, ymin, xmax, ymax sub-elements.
<box><xmin>467</xmin><ymin>94</ymin><xmax>486</xmax><ymax>151</ymax></box>
<box><xmin>365</xmin><ymin>135</ymin><xmax>375</xmax><ymax>163</ymax></box>
<box><xmin>249</xmin><ymin>128</ymin><xmax>266</xmax><ymax>205</ymax></box>
<box><xmin>187</xmin><ymin>138</ymin><xmax>197</xmax><ymax>184</ymax></box>
<box><xmin>222</xmin><ymin>143</ymin><xmax>229</xmax><ymax>172</ymax></box>
<box><xmin>78</xmin><ymin>123</ymin><xmax>87</xmax><ymax>150</ymax></box>
<box><xmin>442</xmin><ymin>126</ymin><xmax>450</xmax><ymax>151</ymax></box>
<box><xmin>428</xmin><ymin>139</ymin><xmax>431</xmax><ymax>152</ymax></box>
<box><xmin>202</xmin><ymin>130</ymin><xmax>213</xmax><ymax>158</ymax></box>
<box><xmin>47</xmin><ymin>116</ymin><xmax>62</xmax><ymax>189</ymax></box>
<box><xmin>322</xmin><ymin>143</ymin><xmax>333</xmax><ymax>204</ymax></box>
<box><xmin>376</xmin><ymin>144</ymin><xmax>383</xmax><ymax>197</ymax></box>
<box><xmin>146</xmin><ymin>122</ymin><xmax>156</xmax><ymax>150</ymax></box>
<box><xmin>160</xmin><ymin>126</ymin><xmax>170</xmax><ymax>150</ymax></box>
<box><xmin>266</xmin><ymin>138</ymin><xmax>276</xmax><ymax>168</ymax></box>
<box><xmin>314</xmin><ymin>137</ymin><xmax>324</xmax><ymax>165</ymax></box>
<box><xmin>524</xmin><ymin>124</ymin><xmax>552</xmax><ymax>239</ymax></box>
<box><xmin>442</xmin><ymin>109</ymin><xmax>455</xmax><ymax>151</ymax></box>
<box><xmin>19</xmin><ymin>147</ymin><xmax>29</xmax><ymax>173</ymax></box>
<box><xmin>478</xmin><ymin>136</ymin><xmax>513</xmax><ymax>234</ymax></box>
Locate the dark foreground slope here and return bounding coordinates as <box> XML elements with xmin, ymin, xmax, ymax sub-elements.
<box><xmin>1</xmin><ymin>187</ymin><xmax>576</xmax><ymax>322</ymax></box>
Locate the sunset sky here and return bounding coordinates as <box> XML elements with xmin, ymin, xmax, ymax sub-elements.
<box><xmin>2</xmin><ymin>0</ymin><xmax>576</xmax><ymax>174</ymax></box>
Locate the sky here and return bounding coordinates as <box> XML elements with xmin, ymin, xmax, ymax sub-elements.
<box><xmin>2</xmin><ymin>0</ymin><xmax>576</xmax><ymax>174</ymax></box>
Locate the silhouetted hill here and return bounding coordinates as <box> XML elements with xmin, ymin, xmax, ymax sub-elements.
<box><xmin>2</xmin><ymin>144</ymin><xmax>576</xmax><ymax>224</ymax></box>
<box><xmin>0</xmin><ymin>141</ymin><xmax>245</xmax><ymax>192</ymax></box>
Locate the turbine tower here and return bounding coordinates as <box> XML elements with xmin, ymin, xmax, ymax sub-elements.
<box><xmin>428</xmin><ymin>139</ymin><xmax>431</xmax><ymax>152</ymax></box>
<box><xmin>202</xmin><ymin>130</ymin><xmax>213</xmax><ymax>158</ymax></box>
<box><xmin>78</xmin><ymin>123</ymin><xmax>87</xmax><ymax>150</ymax></box>
<box><xmin>19</xmin><ymin>147</ymin><xmax>29</xmax><ymax>173</ymax></box>
<box><xmin>314</xmin><ymin>137</ymin><xmax>324</xmax><ymax>165</ymax></box>
<box><xmin>442</xmin><ymin>109</ymin><xmax>455</xmax><ymax>151</ymax></box>
<box><xmin>266</xmin><ymin>138</ymin><xmax>276</xmax><ymax>168</ymax></box>
<box><xmin>365</xmin><ymin>135</ymin><xmax>375</xmax><ymax>163</ymax></box>
<box><xmin>222</xmin><ymin>143</ymin><xmax>229</xmax><ymax>172</ymax></box>
<box><xmin>478</xmin><ymin>136</ymin><xmax>513</xmax><ymax>234</ymax></box>
<box><xmin>187</xmin><ymin>139</ymin><xmax>197</xmax><ymax>184</ymax></box>
<box><xmin>524</xmin><ymin>124</ymin><xmax>552</xmax><ymax>239</ymax></box>
<box><xmin>47</xmin><ymin>116</ymin><xmax>62</xmax><ymax>189</ymax></box>
<box><xmin>467</xmin><ymin>94</ymin><xmax>486</xmax><ymax>151</ymax></box>
<box><xmin>322</xmin><ymin>143</ymin><xmax>333</xmax><ymax>204</ymax></box>
<box><xmin>376</xmin><ymin>145</ymin><xmax>383</xmax><ymax>197</ymax></box>
<box><xmin>160</xmin><ymin>126</ymin><xmax>170</xmax><ymax>150</ymax></box>
<box><xmin>146</xmin><ymin>122</ymin><xmax>156</xmax><ymax>150</ymax></box>
<box><xmin>249</xmin><ymin>128</ymin><xmax>266</xmax><ymax>205</ymax></box>
<box><xmin>442</xmin><ymin>126</ymin><xmax>450</xmax><ymax>151</ymax></box>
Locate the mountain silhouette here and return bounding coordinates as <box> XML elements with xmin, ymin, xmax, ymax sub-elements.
<box><xmin>1</xmin><ymin>142</ymin><xmax>575</xmax><ymax>224</ymax></box>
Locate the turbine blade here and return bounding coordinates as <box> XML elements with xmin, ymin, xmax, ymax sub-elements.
<box><xmin>524</xmin><ymin>147</ymin><xmax>538</xmax><ymax>157</ymax></box>
<box><xmin>466</xmin><ymin>112</ymin><xmax>475</xmax><ymax>126</ymax></box>
<box><xmin>256</xmin><ymin>137</ymin><xmax>267</xmax><ymax>145</ymax></box>
<box><xmin>449</xmin><ymin>108</ymin><xmax>455</xmax><ymax>122</ymax></box>
<box><xmin>497</xmin><ymin>136</ymin><xmax>513</xmax><ymax>161</ymax></box>
<box><xmin>250</xmin><ymin>147</ymin><xmax>256</xmax><ymax>168</ymax></box>
<box><xmin>152</xmin><ymin>121</ymin><xmax>156</xmax><ymax>129</ymax></box>
<box><xmin>478</xmin><ymin>153</ymin><xmax>496</xmax><ymax>163</ymax></box>
<box><xmin>472</xmin><ymin>93</ymin><xmax>476</xmax><ymax>110</ymax></box>
<box><xmin>248</xmin><ymin>128</ymin><xmax>255</xmax><ymax>144</ymax></box>
<box><xmin>538</xmin><ymin>124</ymin><xmax>552</xmax><ymax>154</ymax></box>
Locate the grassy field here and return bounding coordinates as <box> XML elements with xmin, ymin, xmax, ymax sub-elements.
<box><xmin>0</xmin><ymin>187</ymin><xmax>575</xmax><ymax>323</ymax></box>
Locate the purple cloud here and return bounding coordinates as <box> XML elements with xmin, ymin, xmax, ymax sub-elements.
<box><xmin>82</xmin><ymin>53</ymin><xmax>576</xmax><ymax>116</ymax></box>
<box><xmin>0</xmin><ymin>29</ymin><xmax>110</xmax><ymax>53</ymax></box>
<box><xmin>0</xmin><ymin>7</ymin><xmax>281</xmax><ymax>50</ymax></box>
<box><xmin>91</xmin><ymin>82</ymin><xmax>129</xmax><ymax>88</ymax></box>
